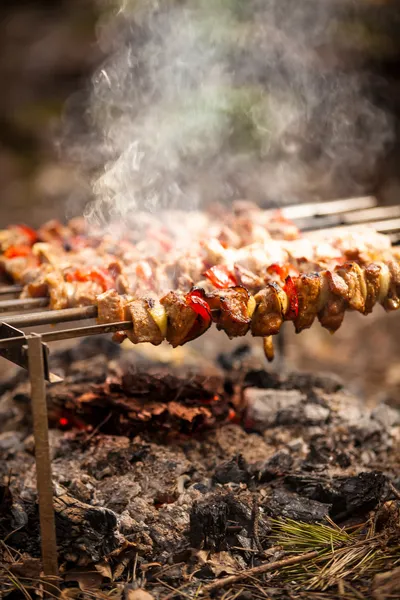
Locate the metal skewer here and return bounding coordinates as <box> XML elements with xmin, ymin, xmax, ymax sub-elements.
<box><xmin>0</xmin><ymin>284</ymin><xmax>23</xmax><ymax>296</ymax></box>
<box><xmin>0</xmin><ymin>297</ymin><xmax>49</xmax><ymax>313</ymax></box>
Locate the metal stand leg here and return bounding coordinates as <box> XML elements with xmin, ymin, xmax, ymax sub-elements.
<box><xmin>26</xmin><ymin>334</ymin><xmax>59</xmax><ymax>583</ymax></box>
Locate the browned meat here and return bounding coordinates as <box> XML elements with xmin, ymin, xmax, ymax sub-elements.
<box><xmin>318</xmin><ymin>296</ymin><xmax>346</xmax><ymax>332</ymax></box>
<box><xmin>45</xmin><ymin>271</ymin><xmax>69</xmax><ymax>310</ymax></box>
<box><xmin>364</xmin><ymin>263</ymin><xmax>381</xmax><ymax>314</ymax></box>
<box><xmin>384</xmin><ymin>260</ymin><xmax>400</xmax><ymax>311</ymax></box>
<box><xmin>327</xmin><ymin>270</ymin><xmax>349</xmax><ymax>298</ymax></box>
<box><xmin>33</xmin><ymin>243</ymin><xmax>64</xmax><ymax>266</ymax></box>
<box><xmin>37</xmin><ymin>220</ymin><xmax>70</xmax><ymax>243</ymax></box>
<box><xmin>23</xmin><ymin>280</ymin><xmax>49</xmax><ymax>299</ymax></box>
<box><xmin>124</xmin><ymin>298</ymin><xmax>164</xmax><ymax>345</ymax></box>
<box><xmin>0</xmin><ymin>258</ymin><xmax>31</xmax><ymax>282</ymax></box>
<box><xmin>234</xmin><ymin>264</ymin><xmax>264</xmax><ymax>292</ymax></box>
<box><xmin>207</xmin><ymin>286</ymin><xmax>251</xmax><ymax>338</ymax></box>
<box><xmin>160</xmin><ymin>291</ymin><xmax>197</xmax><ymax>347</ymax></box>
<box><xmin>72</xmin><ymin>282</ymin><xmax>103</xmax><ymax>307</ymax></box>
<box><xmin>251</xmin><ymin>283</ymin><xmax>283</xmax><ymax>337</ymax></box>
<box><xmin>293</xmin><ymin>273</ymin><xmax>321</xmax><ymax>333</ymax></box>
<box><xmin>97</xmin><ymin>289</ymin><xmax>125</xmax><ymax>324</ymax></box>
<box><xmin>336</xmin><ymin>263</ymin><xmax>366</xmax><ymax>312</ymax></box>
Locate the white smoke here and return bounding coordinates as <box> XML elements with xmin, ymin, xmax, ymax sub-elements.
<box><xmin>80</xmin><ymin>0</ymin><xmax>394</xmax><ymax>231</ymax></box>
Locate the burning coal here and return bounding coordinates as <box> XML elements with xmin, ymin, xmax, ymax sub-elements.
<box><xmin>68</xmin><ymin>0</ymin><xmax>394</xmax><ymax>234</ymax></box>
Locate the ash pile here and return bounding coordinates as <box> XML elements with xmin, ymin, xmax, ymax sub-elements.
<box><xmin>1</xmin><ymin>339</ymin><xmax>400</xmax><ymax>599</ymax></box>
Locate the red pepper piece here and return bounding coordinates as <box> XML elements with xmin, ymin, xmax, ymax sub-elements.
<box><xmin>204</xmin><ymin>265</ymin><xmax>238</xmax><ymax>289</ymax></box>
<box><xmin>267</xmin><ymin>263</ymin><xmax>289</xmax><ymax>280</ymax></box>
<box><xmin>267</xmin><ymin>263</ymin><xmax>299</xmax><ymax>281</ymax></box>
<box><xmin>14</xmin><ymin>224</ymin><xmax>38</xmax><ymax>244</ymax></box>
<box><xmin>4</xmin><ymin>245</ymin><xmax>32</xmax><ymax>259</ymax></box>
<box><xmin>283</xmin><ymin>275</ymin><xmax>299</xmax><ymax>320</ymax></box>
<box><xmin>136</xmin><ymin>260</ymin><xmax>153</xmax><ymax>281</ymax></box>
<box><xmin>89</xmin><ymin>268</ymin><xmax>115</xmax><ymax>291</ymax></box>
<box><xmin>186</xmin><ymin>290</ymin><xmax>212</xmax><ymax>322</ymax></box>
<box><xmin>65</xmin><ymin>267</ymin><xmax>114</xmax><ymax>292</ymax></box>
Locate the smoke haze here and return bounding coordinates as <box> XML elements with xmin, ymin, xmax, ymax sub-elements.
<box><xmin>79</xmin><ymin>0</ymin><xmax>394</xmax><ymax>230</ymax></box>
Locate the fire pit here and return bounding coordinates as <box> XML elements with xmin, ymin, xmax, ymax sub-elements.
<box><xmin>1</xmin><ymin>196</ymin><xmax>400</xmax><ymax>599</ymax></box>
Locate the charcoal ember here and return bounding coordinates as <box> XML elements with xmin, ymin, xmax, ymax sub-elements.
<box><xmin>41</xmin><ymin>369</ymin><xmax>228</xmax><ymax>436</ymax></box>
<box><xmin>121</xmin><ymin>371</ymin><xmax>223</xmax><ymax>404</ymax></box>
<box><xmin>54</xmin><ymin>485</ymin><xmax>122</xmax><ymax>564</ymax></box>
<box><xmin>257</xmin><ymin>451</ymin><xmax>294</xmax><ymax>482</ymax></box>
<box><xmin>285</xmin><ymin>475</ymin><xmax>339</xmax><ymax>503</ymax></box>
<box><xmin>213</xmin><ymin>454</ymin><xmax>252</xmax><ymax>485</ymax></box>
<box><xmin>243</xmin><ymin>370</ymin><xmax>281</xmax><ymax>390</ymax></box>
<box><xmin>283</xmin><ymin>372</ymin><xmax>344</xmax><ymax>395</ymax></box>
<box><xmin>242</xmin><ymin>370</ymin><xmax>343</xmax><ymax>395</ymax></box>
<box><xmin>189</xmin><ymin>497</ymin><xmax>228</xmax><ymax>551</ymax></box>
<box><xmin>284</xmin><ymin>472</ymin><xmax>388</xmax><ymax>522</ymax></box>
<box><xmin>225</xmin><ymin>494</ymin><xmax>270</xmax><ymax>540</ymax></box>
<box><xmin>264</xmin><ymin>489</ymin><xmax>330</xmax><ymax>523</ymax></box>
<box><xmin>330</xmin><ymin>472</ymin><xmax>388</xmax><ymax>522</ymax></box>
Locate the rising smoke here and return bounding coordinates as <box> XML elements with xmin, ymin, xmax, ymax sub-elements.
<box><xmin>80</xmin><ymin>0</ymin><xmax>394</xmax><ymax>230</ymax></box>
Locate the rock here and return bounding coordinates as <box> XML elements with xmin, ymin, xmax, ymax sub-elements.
<box><xmin>371</xmin><ymin>403</ymin><xmax>400</xmax><ymax>428</ymax></box>
<box><xmin>244</xmin><ymin>388</ymin><xmax>330</xmax><ymax>430</ymax></box>
<box><xmin>244</xmin><ymin>388</ymin><xmax>306</xmax><ymax>430</ymax></box>
<box><xmin>303</xmin><ymin>403</ymin><xmax>330</xmax><ymax>424</ymax></box>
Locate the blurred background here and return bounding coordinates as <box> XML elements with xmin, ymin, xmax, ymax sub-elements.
<box><xmin>1</xmin><ymin>0</ymin><xmax>400</xmax><ymax>405</ymax></box>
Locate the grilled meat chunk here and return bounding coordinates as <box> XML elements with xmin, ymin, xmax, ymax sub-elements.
<box><xmin>318</xmin><ymin>295</ymin><xmax>346</xmax><ymax>333</ymax></box>
<box><xmin>71</xmin><ymin>281</ymin><xmax>103</xmax><ymax>307</ymax></box>
<box><xmin>384</xmin><ymin>260</ymin><xmax>400</xmax><ymax>311</ymax></box>
<box><xmin>251</xmin><ymin>283</ymin><xmax>285</xmax><ymax>337</ymax></box>
<box><xmin>45</xmin><ymin>271</ymin><xmax>69</xmax><ymax>310</ymax></box>
<box><xmin>97</xmin><ymin>289</ymin><xmax>125</xmax><ymax>324</ymax></box>
<box><xmin>293</xmin><ymin>273</ymin><xmax>321</xmax><ymax>333</ymax></box>
<box><xmin>207</xmin><ymin>286</ymin><xmax>251</xmax><ymax>338</ymax></box>
<box><xmin>124</xmin><ymin>298</ymin><xmax>165</xmax><ymax>346</ymax></box>
<box><xmin>160</xmin><ymin>291</ymin><xmax>197</xmax><ymax>347</ymax></box>
<box><xmin>336</xmin><ymin>263</ymin><xmax>366</xmax><ymax>313</ymax></box>
<box><xmin>364</xmin><ymin>263</ymin><xmax>381</xmax><ymax>314</ymax></box>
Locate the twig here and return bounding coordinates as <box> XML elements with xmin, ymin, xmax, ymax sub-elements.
<box><xmin>251</xmin><ymin>496</ymin><xmax>263</xmax><ymax>554</ymax></box>
<box><xmin>85</xmin><ymin>411</ymin><xmax>112</xmax><ymax>441</ymax></box>
<box><xmin>388</xmin><ymin>482</ymin><xmax>400</xmax><ymax>501</ymax></box>
<box><xmin>202</xmin><ymin>550</ymin><xmax>320</xmax><ymax>593</ymax></box>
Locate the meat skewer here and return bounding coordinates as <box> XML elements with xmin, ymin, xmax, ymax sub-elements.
<box><xmin>94</xmin><ymin>258</ymin><xmax>400</xmax><ymax>355</ymax></box>
<box><xmin>1</xmin><ymin>208</ymin><xmax>400</xmax><ymax>361</ymax></box>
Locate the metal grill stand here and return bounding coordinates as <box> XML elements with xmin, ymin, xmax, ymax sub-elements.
<box><xmin>27</xmin><ymin>334</ymin><xmax>59</xmax><ymax>580</ymax></box>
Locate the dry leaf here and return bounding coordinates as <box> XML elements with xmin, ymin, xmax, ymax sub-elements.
<box><xmin>9</xmin><ymin>557</ymin><xmax>42</xmax><ymax>579</ymax></box>
<box><xmin>124</xmin><ymin>588</ymin><xmax>154</xmax><ymax>600</ymax></box>
<box><xmin>64</xmin><ymin>567</ymin><xmax>103</xmax><ymax>591</ymax></box>
<box><xmin>95</xmin><ymin>560</ymin><xmax>113</xmax><ymax>579</ymax></box>
<box><xmin>197</xmin><ymin>550</ymin><xmax>239</xmax><ymax>577</ymax></box>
